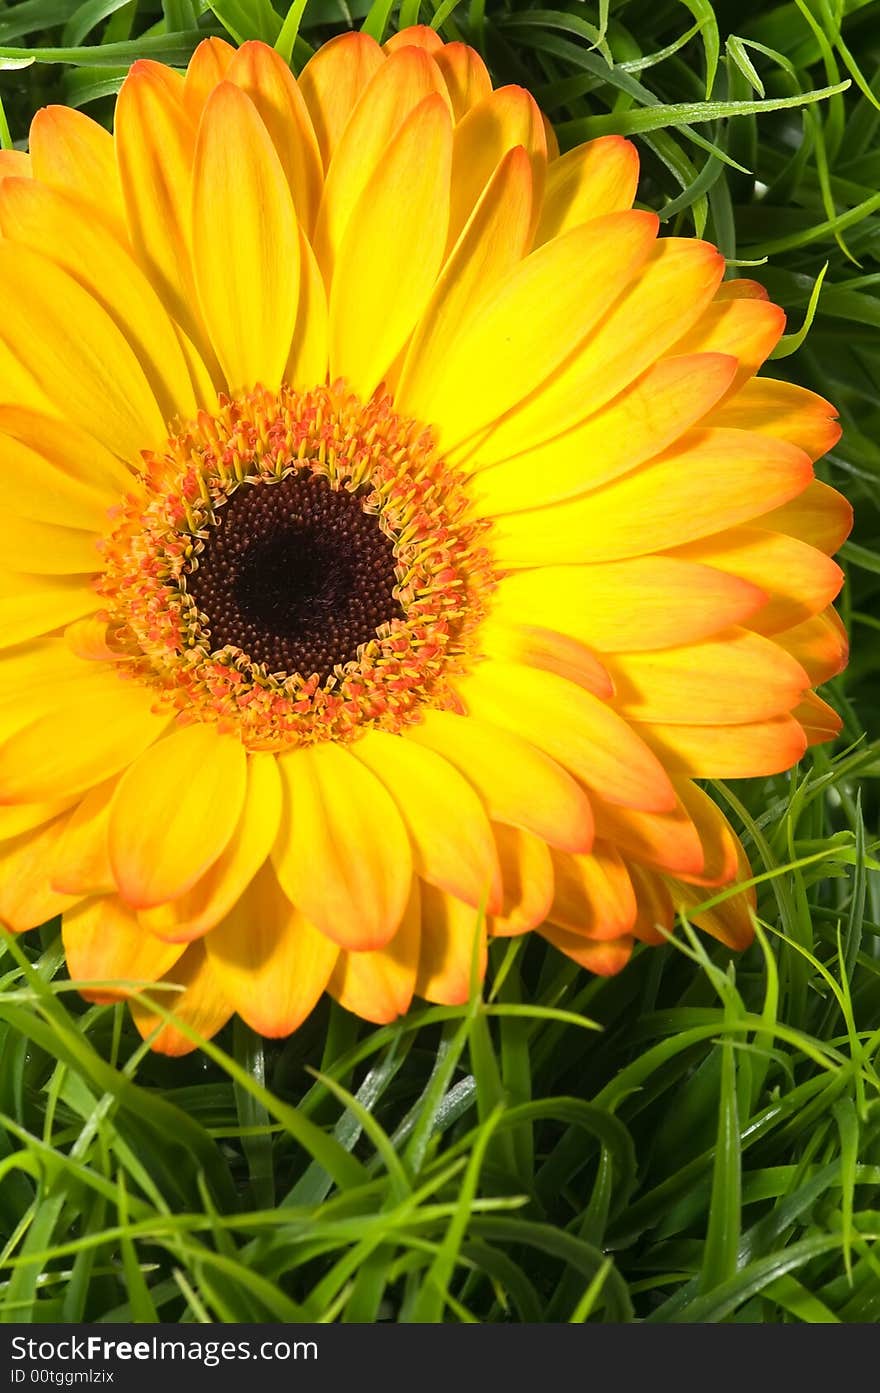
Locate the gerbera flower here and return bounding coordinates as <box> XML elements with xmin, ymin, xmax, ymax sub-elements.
<box><xmin>0</xmin><ymin>27</ymin><xmax>851</xmax><ymax>1054</ymax></box>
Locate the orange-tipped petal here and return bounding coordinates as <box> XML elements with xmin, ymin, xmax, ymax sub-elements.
<box><xmin>548</xmin><ymin>841</ymin><xmax>637</xmax><ymax>941</ymax></box>
<box><xmin>205</xmin><ymin>862</ymin><xmax>336</xmax><ymax>1036</ymax></box>
<box><xmin>108</xmin><ymin>725</ymin><xmax>247</xmax><ymax>909</ymax></box>
<box><xmin>273</xmin><ymin>742</ymin><xmax>412</xmax><ymax>951</ymax></box>
<box><xmin>482</xmin><ymin>622</ymin><xmax>614</xmax><ymax>699</ymax></box>
<box><xmin>298</xmin><ymin>31</ymin><xmax>385</xmax><ymax>169</ymax></box>
<box><xmin>488</xmin><ymin>824</ymin><xmax>554</xmax><ymax>937</ymax></box>
<box><xmin>672</xmin><ymin>296</ymin><xmax>786</xmax><ymax>388</ymax></box>
<box><xmin>130</xmin><ymin>940</ymin><xmax>234</xmax><ymax>1056</ymax></box>
<box><xmin>182</xmin><ymin>36</ymin><xmax>237</xmax><ymax>117</ymax></box>
<box><xmin>62</xmin><ymin>895</ymin><xmax>184</xmax><ymax>1001</ymax></box>
<box><xmin>50</xmin><ymin>779</ymin><xmax>116</xmax><ymax>895</ymax></box>
<box><xmin>416</xmin><ymin>883</ymin><xmax>486</xmax><ymax>1005</ymax></box>
<box><xmin>774</xmin><ymin>607</ymin><xmax>849</xmax><ymax>685</ymax></box>
<box><xmin>641</xmin><ymin>715</ymin><xmax>807</xmax><ymax>778</ymax></box>
<box><xmin>29</xmin><ymin>105</ymin><xmax>125</xmax><ymax>232</ymax></box>
<box><xmin>0</xmin><ymin>815</ymin><xmax>79</xmax><ymax>930</ymax></box>
<box><xmin>707</xmin><ymin>377</ymin><xmax>841</xmax><ymax>461</ymax></box>
<box><xmin>535</xmin><ymin>135</ymin><xmax>639</xmax><ymax>244</ymax></box>
<box><xmin>793</xmin><ymin>690</ymin><xmax>843</xmax><ymax>746</ymax></box>
<box><xmin>433</xmin><ymin>42</ymin><xmax>492</xmax><ymax>119</ymax></box>
<box><xmin>353</xmin><ymin>730</ymin><xmax>502</xmax><ymax>912</ymax></box>
<box><xmin>329</xmin><ymin>881</ymin><xmax>421</xmax><ymax>1024</ymax></box>
<box><xmin>540</xmin><ymin>923</ymin><xmax>634</xmax><ymax>974</ymax></box>
<box><xmin>759</xmin><ymin>479</ymin><xmax>853</xmax><ymax>554</ymax></box>
<box><xmin>447</xmin><ymin>85</ymin><xmax>546</xmax><ymax>247</ymax></box>
<box><xmin>407</xmin><ymin>710</ymin><xmax>594</xmax><ymax>854</ymax></box>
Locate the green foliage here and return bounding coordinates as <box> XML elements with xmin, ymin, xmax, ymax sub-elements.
<box><xmin>0</xmin><ymin>0</ymin><xmax>879</xmax><ymax>1324</ymax></box>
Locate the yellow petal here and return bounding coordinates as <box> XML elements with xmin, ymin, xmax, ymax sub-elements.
<box><xmin>593</xmin><ymin>793</ymin><xmax>705</xmax><ymax>878</ymax></box>
<box><xmin>433</xmin><ymin>42</ymin><xmax>492</xmax><ymax>119</ymax></box>
<box><xmin>138</xmin><ymin>752</ymin><xmax>281</xmax><ymax>942</ymax></box>
<box><xmin>29</xmin><ymin>105</ymin><xmax>125</xmax><ymax>234</ymax></box>
<box><xmin>313</xmin><ymin>45</ymin><xmax>444</xmax><ymax>283</ymax></box>
<box><xmin>794</xmin><ymin>690</ymin><xmax>842</xmax><ymax>746</ymax></box>
<box><xmin>540</xmin><ymin>924</ymin><xmax>633</xmax><ymax>974</ymax></box>
<box><xmin>182</xmin><ymin>36</ymin><xmax>237</xmax><ymax>118</ymax></box>
<box><xmin>672</xmin><ymin>296</ymin><xmax>786</xmax><ymax>387</ymax></box>
<box><xmin>491</xmin><ymin>556</ymin><xmax>764</xmax><ymax>653</ymax></box>
<box><xmin>297</xmin><ymin>30</ymin><xmax>385</xmax><ymax>170</ymax></box>
<box><xmin>330</xmin><ymin>93</ymin><xmax>452</xmax><ymax>399</ymax></box>
<box><xmin>0</xmin><ymin>672</ymin><xmax>171</xmax><ymax>802</ymax></box>
<box><xmin>446</xmin><ymin>85</ymin><xmax>546</xmax><ymax>248</ymax></box>
<box><xmin>674</xmin><ymin>527</ymin><xmax>844</xmax><ymax>635</ymax></box>
<box><xmin>329</xmin><ymin>881</ymin><xmax>420</xmax><ymax>1024</ymax></box>
<box><xmin>0</xmin><ymin>177</ymin><xmax>199</xmax><ymax>425</ymax></box>
<box><xmin>50</xmin><ymin>779</ymin><xmax>116</xmax><ymax>895</ymax></box>
<box><xmin>205</xmin><ymin>861</ymin><xmax>336</xmax><ymax>1036</ymax></box>
<box><xmin>492</xmin><ymin>428</ymin><xmax>814</xmax><ymax>567</ymax></box>
<box><xmin>130</xmin><ymin>940</ymin><xmax>233</xmax><ymax>1056</ymax></box>
<box><xmin>457</xmin><ymin>659</ymin><xmax>676</xmax><ymax>812</ymax></box>
<box><xmin>352</xmin><ymin>728</ymin><xmax>501</xmax><ymax>911</ymax></box>
<box><xmin>535</xmin><ymin>135</ymin><xmax>639</xmax><ymax>244</ymax></box>
<box><xmin>0</xmin><ymin>149</ymin><xmax>31</xmax><ymax>186</ymax></box>
<box><xmin>416</xmin><ymin>883</ymin><xmax>486</xmax><ymax>1005</ymax></box>
<box><xmin>629</xmin><ymin>864</ymin><xmax>674</xmax><ymax>944</ymax></box>
<box><xmin>0</xmin><ymin>242</ymin><xmax>167</xmax><ymax>460</ymax></box>
<box><xmin>469</xmin><ymin>237</ymin><xmax>725</xmax><ymax>467</ymax></box>
<box><xmin>0</xmin><ymin>516</ymin><xmax>101</xmax><ymax>576</ymax></box>
<box><xmin>109</xmin><ymin>724</ymin><xmax>246</xmax><ymax>909</ymax></box>
<box><xmin>774</xmin><ymin>607</ymin><xmax>848</xmax><ymax>685</ymax></box>
<box><xmin>548</xmin><ymin>841</ymin><xmax>637</xmax><ymax>941</ymax></box>
<box><xmin>192</xmin><ymin>81</ymin><xmax>299</xmax><ymax>394</ymax></box>
<box><xmin>606</xmin><ymin>628</ymin><xmax>808</xmax><ymax>725</ymax></box>
<box><xmin>673</xmin><ymin>781</ymin><xmax>741</xmax><ymax>888</ymax></box>
<box><xmin>226</xmin><ymin>40</ymin><xmax>323</xmax><ymax>235</ymax></box>
<box><xmin>481</xmin><ymin>621</ymin><xmax>613</xmax><ymax>699</ymax></box>
<box><xmin>0</xmin><ymin>404</ymin><xmax>133</xmax><ymax>507</ymax></box>
<box><xmin>287</xmin><ymin>227</ymin><xmax>328</xmax><ymax>389</ymax></box>
<box><xmin>470</xmin><ymin>352</ymin><xmax>738</xmax><ymax>509</ymax></box>
<box><xmin>413</xmin><ymin>211</ymin><xmax>659</xmax><ymax>450</ymax></box>
<box><xmin>396</xmin><ymin>145</ymin><xmax>534</xmax><ymax>420</ymax></box>
<box><xmin>666</xmin><ymin>845</ymin><xmax>755</xmax><ymax>951</ymax></box>
<box><xmin>488</xmin><ymin>824</ymin><xmax>554</xmax><ymax>937</ymax></box>
<box><xmin>707</xmin><ymin>376</ymin><xmax>841</xmax><ymax>461</ymax></box>
<box><xmin>407</xmin><ymin>708</ymin><xmax>594</xmax><ymax>852</ymax></box>
<box><xmin>273</xmin><ymin>742</ymin><xmax>412</xmax><ymax>950</ymax></box>
<box><xmin>0</xmin><ymin>797</ymin><xmax>75</xmax><ymax>841</ymax></box>
<box><xmin>115</xmin><ymin>61</ymin><xmax>204</xmax><ymax>350</ymax></box>
<box><xmin>640</xmin><ymin>715</ymin><xmax>807</xmax><ymax>778</ymax></box>
<box><xmin>62</xmin><ymin>895</ymin><xmax>183</xmax><ymax>1000</ymax></box>
<box><xmin>0</xmin><ymin>815</ymin><xmax>79</xmax><ymax>930</ymax></box>
<box><xmin>0</xmin><ymin>572</ymin><xmax>99</xmax><ymax>648</ymax></box>
<box><xmin>759</xmin><ymin>480</ymin><xmax>853</xmax><ymax>555</ymax></box>
<box><xmin>384</xmin><ymin>25</ymin><xmax>445</xmax><ymax>53</ymax></box>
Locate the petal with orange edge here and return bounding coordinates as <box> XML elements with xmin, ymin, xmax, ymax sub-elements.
<box><xmin>0</xmin><ymin>149</ymin><xmax>30</xmax><ymax>185</ymax></box>
<box><xmin>471</xmin><ymin>237</ymin><xmax>724</xmax><ymax>466</ymax></box>
<box><xmin>29</xmin><ymin>105</ymin><xmax>125</xmax><ymax>232</ymax></box>
<box><xmin>0</xmin><ymin>673</ymin><xmax>171</xmax><ymax>803</ymax></box>
<box><xmin>673</xmin><ymin>781</ymin><xmax>741</xmax><ymax>888</ymax></box>
<box><xmin>491</xmin><ymin>429</ymin><xmax>813</xmax><ymax>567</ymax></box>
<box><xmin>640</xmin><ymin>715</ymin><xmax>807</xmax><ymax>778</ymax></box>
<box><xmin>329</xmin><ymin>881</ymin><xmax>421</xmax><ymax>1024</ymax></box>
<box><xmin>666</xmin><ymin>860</ymin><xmax>755</xmax><ymax>952</ymax></box>
<box><xmin>416</xmin><ymin>883</ymin><xmax>486</xmax><ymax>1005</ymax></box>
<box><xmin>0</xmin><ymin>243</ymin><xmax>167</xmax><ymax>460</ymax></box>
<box><xmin>774</xmin><ymin>607</ymin><xmax>849</xmax><ymax>685</ymax></box>
<box><xmin>707</xmin><ymin>377</ymin><xmax>841</xmax><ymax>461</ymax></box>
<box><xmin>0</xmin><ymin>403</ymin><xmax>136</xmax><ymax>501</ymax></box>
<box><xmin>671</xmin><ymin>297</ymin><xmax>786</xmax><ymax>387</ymax></box>
<box><xmin>273</xmin><ymin>742</ymin><xmax>412</xmax><ymax>950</ymax></box>
<box><xmin>329</xmin><ymin>94</ymin><xmax>452</xmax><ymax>399</ymax></box>
<box><xmin>297</xmin><ymin>30</ymin><xmax>385</xmax><ymax>169</ymax></box>
<box><xmin>138</xmin><ymin>752</ymin><xmax>282</xmax><ymax>943</ymax></box>
<box><xmin>488</xmin><ymin>824</ymin><xmax>554</xmax><ymax>937</ymax></box>
<box><xmin>481</xmin><ymin>621</ymin><xmax>614</xmax><ymax>699</ymax></box>
<box><xmin>548</xmin><ymin>842</ymin><xmax>637</xmax><ymax>941</ymax></box>
<box><xmin>352</xmin><ymin>729</ymin><xmax>501</xmax><ymax>912</ymax></box>
<box><xmin>192</xmin><ymin>82</ymin><xmax>299</xmax><ymax>394</ymax></box>
<box><xmin>470</xmin><ymin>351</ymin><xmax>738</xmax><ymax>507</ymax></box>
<box><xmin>50</xmin><ymin>779</ymin><xmax>116</xmax><ymax>895</ymax></box>
<box><xmin>384</xmin><ymin>25</ymin><xmax>444</xmax><ymax>52</ymax></box>
<box><xmin>313</xmin><ymin>46</ymin><xmax>444</xmax><ymax>281</ymax></box>
<box><xmin>592</xmin><ymin>793</ymin><xmax>705</xmax><ymax>879</ymax></box>
<box><xmin>414</xmin><ymin>211</ymin><xmax>659</xmax><ymax>451</ymax></box>
<box><xmin>109</xmin><ymin>724</ymin><xmax>246</xmax><ymax>909</ymax></box>
<box><xmin>540</xmin><ymin>924</ymin><xmax>633</xmax><ymax>974</ymax></box>
<box><xmin>759</xmin><ymin>479</ymin><xmax>852</xmax><ymax>554</ymax></box>
<box><xmin>396</xmin><ymin>146</ymin><xmax>533</xmax><ymax>420</ymax></box>
<box><xmin>606</xmin><ymin>629</ymin><xmax>809</xmax><ymax>725</ymax></box>
<box><xmin>0</xmin><ymin>178</ymin><xmax>200</xmax><ymax>425</ymax></box>
<box><xmin>205</xmin><ymin>863</ymin><xmax>336</xmax><ymax>1037</ymax></box>
<box><xmin>433</xmin><ymin>42</ymin><xmax>492</xmax><ymax>119</ymax></box>
<box><xmin>62</xmin><ymin>895</ymin><xmax>183</xmax><ymax>1000</ymax></box>
<box><xmin>793</xmin><ymin>690</ymin><xmax>842</xmax><ymax>746</ymax></box>
<box><xmin>535</xmin><ymin>135</ymin><xmax>639</xmax><ymax>244</ymax></box>
<box><xmin>182</xmin><ymin>36</ymin><xmax>237</xmax><ymax>118</ymax></box>
<box><xmin>674</xmin><ymin>527</ymin><xmax>843</xmax><ymax>635</ymax></box>
<box><xmin>446</xmin><ymin>85</ymin><xmax>546</xmax><ymax>247</ymax></box>
<box><xmin>0</xmin><ymin>815</ymin><xmax>79</xmax><ymax>930</ymax></box>
<box><xmin>490</xmin><ymin>557</ymin><xmax>764</xmax><ymax>653</ymax></box>
<box><xmin>456</xmin><ymin>659</ymin><xmax>676</xmax><ymax>812</ymax></box>
<box><xmin>629</xmin><ymin>864</ymin><xmax>674</xmax><ymax>945</ymax></box>
<box><xmin>226</xmin><ymin>41</ymin><xmax>323</xmax><ymax>234</ymax></box>
<box><xmin>130</xmin><ymin>940</ymin><xmax>234</xmax><ymax>1056</ymax></box>
<box><xmin>407</xmin><ymin>709</ymin><xmax>594</xmax><ymax>853</ymax></box>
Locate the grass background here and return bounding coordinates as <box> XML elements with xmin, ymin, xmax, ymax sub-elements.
<box><xmin>1</xmin><ymin>0</ymin><xmax>879</xmax><ymax>1325</ymax></box>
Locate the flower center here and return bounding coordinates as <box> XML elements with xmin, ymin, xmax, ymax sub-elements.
<box><xmin>97</xmin><ymin>384</ymin><xmax>495</xmax><ymax>750</ymax></box>
<box><xmin>187</xmin><ymin>472</ymin><xmax>403</xmax><ymax>680</ymax></box>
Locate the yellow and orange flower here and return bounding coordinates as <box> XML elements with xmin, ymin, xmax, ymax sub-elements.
<box><xmin>0</xmin><ymin>27</ymin><xmax>851</xmax><ymax>1053</ymax></box>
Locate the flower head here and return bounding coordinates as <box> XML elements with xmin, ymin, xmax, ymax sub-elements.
<box><xmin>0</xmin><ymin>27</ymin><xmax>851</xmax><ymax>1052</ymax></box>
